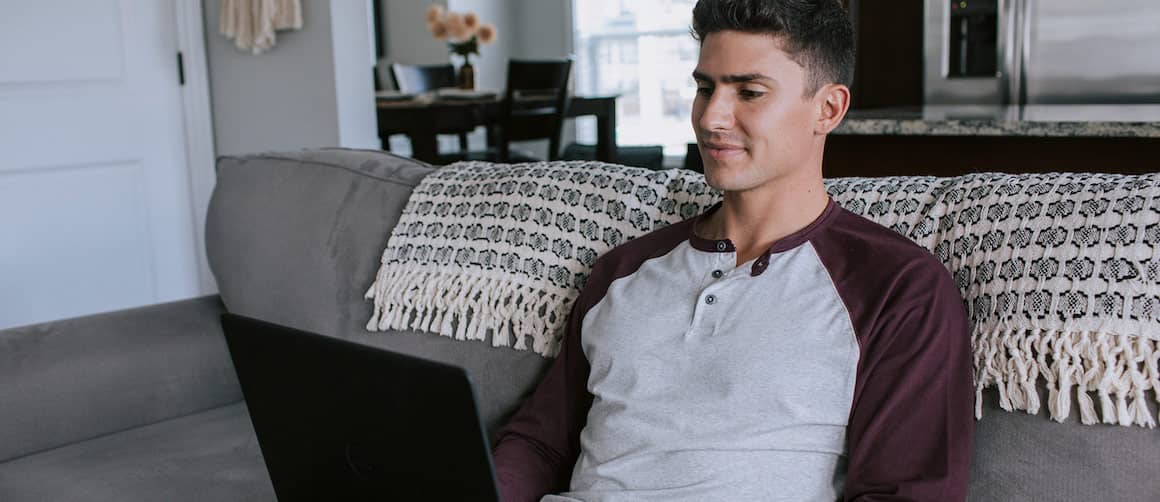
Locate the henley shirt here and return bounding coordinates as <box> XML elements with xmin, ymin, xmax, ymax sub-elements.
<box><xmin>493</xmin><ymin>199</ymin><xmax>974</xmax><ymax>502</ymax></box>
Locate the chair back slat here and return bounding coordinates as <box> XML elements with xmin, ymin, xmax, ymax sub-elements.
<box><xmin>498</xmin><ymin>58</ymin><xmax>573</xmax><ymax>161</ymax></box>
<box><xmin>390</xmin><ymin>63</ymin><xmax>457</xmax><ymax>93</ymax></box>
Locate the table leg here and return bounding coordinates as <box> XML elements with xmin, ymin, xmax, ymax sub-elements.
<box><xmin>408</xmin><ymin>133</ymin><xmax>440</xmax><ymax>164</ymax></box>
<box><xmin>595</xmin><ymin>100</ymin><xmax>617</xmax><ymax>163</ymax></box>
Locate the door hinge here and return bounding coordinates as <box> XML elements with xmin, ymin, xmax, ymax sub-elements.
<box><xmin>176</xmin><ymin>51</ymin><xmax>186</xmax><ymax>86</ymax></box>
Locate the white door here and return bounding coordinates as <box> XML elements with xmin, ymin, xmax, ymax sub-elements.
<box><xmin>0</xmin><ymin>0</ymin><xmax>201</xmax><ymax>329</ymax></box>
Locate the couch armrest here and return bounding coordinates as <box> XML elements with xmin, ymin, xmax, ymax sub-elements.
<box><xmin>0</xmin><ymin>296</ymin><xmax>240</xmax><ymax>463</ymax></box>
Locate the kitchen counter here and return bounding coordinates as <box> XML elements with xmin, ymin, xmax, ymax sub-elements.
<box><xmin>834</xmin><ymin>105</ymin><xmax>1160</xmax><ymax>138</ymax></box>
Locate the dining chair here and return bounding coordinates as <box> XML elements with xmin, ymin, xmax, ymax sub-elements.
<box><xmin>388</xmin><ymin>63</ymin><xmax>470</xmax><ymax>152</ymax></box>
<box><xmin>446</xmin><ymin>58</ymin><xmax>573</xmax><ymax>164</ymax></box>
<box><xmin>495</xmin><ymin>58</ymin><xmax>573</xmax><ymax>162</ymax></box>
<box><xmin>388</xmin><ymin>63</ymin><xmax>457</xmax><ymax>93</ymax></box>
<box><xmin>562</xmin><ymin>142</ymin><xmax>665</xmax><ymax>170</ymax></box>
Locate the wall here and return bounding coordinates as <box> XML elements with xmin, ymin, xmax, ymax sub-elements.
<box><xmin>379</xmin><ymin>0</ymin><xmax>450</xmax><ymax>76</ymax></box>
<box><xmin>447</xmin><ymin>0</ymin><xmax>514</xmax><ymax>91</ymax></box>
<box><xmin>203</xmin><ymin>0</ymin><xmax>379</xmax><ymax>155</ymax></box>
<box><xmin>511</xmin><ymin>0</ymin><xmax>573</xmax><ymax>60</ymax></box>
<box><xmin>331</xmin><ymin>0</ymin><xmax>380</xmax><ymax>148</ymax></box>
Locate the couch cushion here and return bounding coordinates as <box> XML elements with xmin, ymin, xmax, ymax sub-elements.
<box><xmin>206</xmin><ymin>148</ymin><xmax>553</xmax><ymax>440</ymax></box>
<box><xmin>0</xmin><ymin>403</ymin><xmax>274</xmax><ymax>502</ymax></box>
<box><xmin>970</xmin><ymin>388</ymin><xmax>1160</xmax><ymax>502</ymax></box>
<box><xmin>207</xmin><ymin>148</ymin><xmax>436</xmax><ymax>338</ymax></box>
<box><xmin>0</xmin><ymin>295</ymin><xmax>237</xmax><ymax>463</ymax></box>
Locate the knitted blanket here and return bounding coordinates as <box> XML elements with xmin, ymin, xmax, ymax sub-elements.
<box><xmin>365</xmin><ymin>161</ymin><xmax>721</xmax><ymax>357</ymax></box>
<box><xmin>366</xmin><ymin>163</ymin><xmax>1160</xmax><ymax>428</ymax></box>
<box><xmin>828</xmin><ymin>173</ymin><xmax>1160</xmax><ymax>428</ymax></box>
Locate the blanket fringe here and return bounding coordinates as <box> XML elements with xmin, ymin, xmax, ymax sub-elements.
<box><xmin>973</xmin><ymin>328</ymin><xmax>1159</xmax><ymax>428</ymax></box>
<box><xmin>364</xmin><ymin>265</ymin><xmax>570</xmax><ymax>357</ymax></box>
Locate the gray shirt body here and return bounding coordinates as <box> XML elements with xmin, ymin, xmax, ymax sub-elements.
<box><xmin>555</xmin><ymin>240</ymin><xmax>857</xmax><ymax>501</ymax></box>
<box><xmin>495</xmin><ymin>200</ymin><xmax>975</xmax><ymax>502</ymax></box>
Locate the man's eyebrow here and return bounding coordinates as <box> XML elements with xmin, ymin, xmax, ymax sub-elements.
<box><xmin>691</xmin><ymin>71</ymin><xmax>774</xmax><ymax>84</ymax></box>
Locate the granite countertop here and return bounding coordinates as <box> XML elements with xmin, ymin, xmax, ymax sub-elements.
<box><xmin>834</xmin><ymin>105</ymin><xmax>1160</xmax><ymax>138</ymax></box>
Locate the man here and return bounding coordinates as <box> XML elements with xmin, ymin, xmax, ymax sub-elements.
<box><xmin>492</xmin><ymin>1</ymin><xmax>974</xmax><ymax>500</ymax></box>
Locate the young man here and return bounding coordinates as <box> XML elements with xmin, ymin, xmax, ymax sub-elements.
<box><xmin>492</xmin><ymin>1</ymin><xmax>974</xmax><ymax>500</ymax></box>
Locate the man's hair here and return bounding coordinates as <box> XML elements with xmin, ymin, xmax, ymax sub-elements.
<box><xmin>691</xmin><ymin>0</ymin><xmax>854</xmax><ymax>96</ymax></box>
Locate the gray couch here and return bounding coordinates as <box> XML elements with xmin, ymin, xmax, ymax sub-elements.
<box><xmin>1</xmin><ymin>148</ymin><xmax>1157</xmax><ymax>501</ymax></box>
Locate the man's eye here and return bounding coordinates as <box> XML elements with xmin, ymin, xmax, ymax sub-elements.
<box><xmin>696</xmin><ymin>87</ymin><xmax>713</xmax><ymax>97</ymax></box>
<box><xmin>739</xmin><ymin>89</ymin><xmax>765</xmax><ymax>99</ymax></box>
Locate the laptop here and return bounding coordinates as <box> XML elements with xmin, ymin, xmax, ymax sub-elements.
<box><xmin>221</xmin><ymin>313</ymin><xmax>502</xmax><ymax>502</ymax></box>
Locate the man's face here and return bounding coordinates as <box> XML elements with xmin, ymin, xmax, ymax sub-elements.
<box><xmin>691</xmin><ymin>30</ymin><xmax>823</xmax><ymax>193</ymax></box>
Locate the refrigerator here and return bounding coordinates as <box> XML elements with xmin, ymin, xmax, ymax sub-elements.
<box><xmin>923</xmin><ymin>0</ymin><xmax>1160</xmax><ymax>105</ymax></box>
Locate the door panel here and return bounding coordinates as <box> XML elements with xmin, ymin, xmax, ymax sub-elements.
<box><xmin>1024</xmin><ymin>0</ymin><xmax>1160</xmax><ymax>103</ymax></box>
<box><xmin>0</xmin><ymin>0</ymin><xmax>199</xmax><ymax>328</ymax></box>
<box><xmin>0</xmin><ymin>0</ymin><xmax>124</xmax><ymax>83</ymax></box>
<box><xmin>0</xmin><ymin>162</ymin><xmax>156</xmax><ymax>317</ymax></box>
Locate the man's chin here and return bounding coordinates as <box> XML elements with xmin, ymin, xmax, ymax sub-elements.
<box><xmin>701</xmin><ymin>154</ymin><xmax>745</xmax><ymax>173</ymax></box>
<box><xmin>702</xmin><ymin>164</ymin><xmax>743</xmax><ymax>191</ymax></box>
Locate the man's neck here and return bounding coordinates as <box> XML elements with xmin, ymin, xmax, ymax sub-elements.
<box><xmin>699</xmin><ymin>175</ymin><xmax>830</xmax><ymax>266</ymax></box>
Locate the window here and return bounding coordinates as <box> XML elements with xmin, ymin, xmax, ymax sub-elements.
<box><xmin>573</xmin><ymin>0</ymin><xmax>699</xmax><ymax>158</ymax></box>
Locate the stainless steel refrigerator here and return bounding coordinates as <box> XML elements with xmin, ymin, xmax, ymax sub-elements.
<box><xmin>924</xmin><ymin>0</ymin><xmax>1160</xmax><ymax>105</ymax></box>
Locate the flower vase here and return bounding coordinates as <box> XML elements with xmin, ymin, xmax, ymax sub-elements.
<box><xmin>457</xmin><ymin>60</ymin><xmax>476</xmax><ymax>90</ymax></box>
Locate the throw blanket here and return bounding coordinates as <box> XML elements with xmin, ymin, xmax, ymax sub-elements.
<box><xmin>828</xmin><ymin>173</ymin><xmax>1160</xmax><ymax>428</ymax></box>
<box><xmin>365</xmin><ymin>161</ymin><xmax>721</xmax><ymax>357</ymax></box>
<box><xmin>367</xmin><ymin>163</ymin><xmax>1159</xmax><ymax>428</ymax></box>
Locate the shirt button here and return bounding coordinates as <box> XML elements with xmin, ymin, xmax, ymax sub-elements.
<box><xmin>705</xmin><ymin>294</ymin><xmax>717</xmax><ymax>305</ymax></box>
<box><xmin>711</xmin><ymin>269</ymin><xmax>724</xmax><ymax>279</ymax></box>
<box><xmin>716</xmin><ymin>241</ymin><xmax>726</xmax><ymax>251</ymax></box>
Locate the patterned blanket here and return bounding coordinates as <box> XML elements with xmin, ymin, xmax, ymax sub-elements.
<box><xmin>366</xmin><ymin>163</ymin><xmax>1160</xmax><ymax>428</ymax></box>
<box><xmin>365</xmin><ymin>161</ymin><xmax>720</xmax><ymax>357</ymax></box>
<box><xmin>829</xmin><ymin>173</ymin><xmax>1160</xmax><ymax>428</ymax></box>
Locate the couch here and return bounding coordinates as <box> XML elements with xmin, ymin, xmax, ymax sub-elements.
<box><xmin>1</xmin><ymin>148</ymin><xmax>1157</xmax><ymax>501</ymax></box>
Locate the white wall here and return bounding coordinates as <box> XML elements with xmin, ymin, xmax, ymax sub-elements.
<box><xmin>511</xmin><ymin>0</ymin><xmax>574</xmax><ymax>60</ymax></box>
<box><xmin>332</xmin><ymin>0</ymin><xmax>380</xmax><ymax>149</ymax></box>
<box><xmin>203</xmin><ymin>0</ymin><xmax>379</xmax><ymax>155</ymax></box>
<box><xmin>380</xmin><ymin>0</ymin><xmax>450</xmax><ymax>72</ymax></box>
<box><xmin>448</xmin><ymin>0</ymin><xmax>513</xmax><ymax>91</ymax></box>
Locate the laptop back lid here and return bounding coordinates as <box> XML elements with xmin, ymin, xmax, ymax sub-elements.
<box><xmin>221</xmin><ymin>313</ymin><xmax>501</xmax><ymax>502</ymax></box>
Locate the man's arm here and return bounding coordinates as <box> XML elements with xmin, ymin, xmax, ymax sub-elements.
<box><xmin>493</xmin><ymin>298</ymin><xmax>594</xmax><ymax>502</ymax></box>
<box><xmin>842</xmin><ymin>268</ymin><xmax>975</xmax><ymax>501</ymax></box>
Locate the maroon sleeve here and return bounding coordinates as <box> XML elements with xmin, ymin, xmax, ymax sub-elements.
<box><xmin>491</xmin><ymin>290</ymin><xmax>595</xmax><ymax>502</ymax></box>
<box><xmin>841</xmin><ymin>260</ymin><xmax>975</xmax><ymax>501</ymax></box>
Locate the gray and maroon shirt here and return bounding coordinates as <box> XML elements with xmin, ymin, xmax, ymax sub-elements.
<box><xmin>493</xmin><ymin>199</ymin><xmax>974</xmax><ymax>502</ymax></box>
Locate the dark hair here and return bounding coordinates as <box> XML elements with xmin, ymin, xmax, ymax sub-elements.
<box><xmin>691</xmin><ymin>0</ymin><xmax>854</xmax><ymax>95</ymax></box>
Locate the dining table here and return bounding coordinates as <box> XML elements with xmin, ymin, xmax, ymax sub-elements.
<box><xmin>375</xmin><ymin>92</ymin><xmax>619</xmax><ymax>164</ymax></box>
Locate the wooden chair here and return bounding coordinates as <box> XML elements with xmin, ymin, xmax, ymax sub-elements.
<box><xmin>494</xmin><ymin>58</ymin><xmax>573</xmax><ymax>162</ymax></box>
<box><xmin>562</xmin><ymin>142</ymin><xmax>665</xmax><ymax>170</ymax></box>
<box><xmin>389</xmin><ymin>63</ymin><xmax>457</xmax><ymax>92</ymax></box>
<box><xmin>446</xmin><ymin>59</ymin><xmax>573</xmax><ymax>163</ymax></box>
<box><xmin>388</xmin><ymin>63</ymin><xmax>470</xmax><ymax>152</ymax></box>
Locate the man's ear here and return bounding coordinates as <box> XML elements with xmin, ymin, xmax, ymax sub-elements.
<box><xmin>814</xmin><ymin>84</ymin><xmax>851</xmax><ymax>135</ymax></box>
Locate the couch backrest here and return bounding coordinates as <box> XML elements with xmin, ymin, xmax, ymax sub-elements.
<box><xmin>0</xmin><ymin>296</ymin><xmax>233</xmax><ymax>463</ymax></box>
<box><xmin>205</xmin><ymin>151</ymin><xmax>1160</xmax><ymax>499</ymax></box>
<box><xmin>206</xmin><ymin>148</ymin><xmax>552</xmax><ymax>438</ymax></box>
<box><xmin>207</xmin><ymin>148</ymin><xmax>433</xmax><ymax>336</ymax></box>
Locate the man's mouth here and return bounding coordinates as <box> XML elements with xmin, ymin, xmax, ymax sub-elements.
<box><xmin>702</xmin><ymin>142</ymin><xmax>746</xmax><ymax>160</ymax></box>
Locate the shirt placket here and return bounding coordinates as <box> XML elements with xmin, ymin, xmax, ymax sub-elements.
<box><xmin>688</xmin><ymin>250</ymin><xmax>733</xmax><ymax>337</ymax></box>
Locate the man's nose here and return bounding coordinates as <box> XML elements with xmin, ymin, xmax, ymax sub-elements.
<box><xmin>699</xmin><ymin>92</ymin><xmax>735</xmax><ymax>132</ymax></box>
